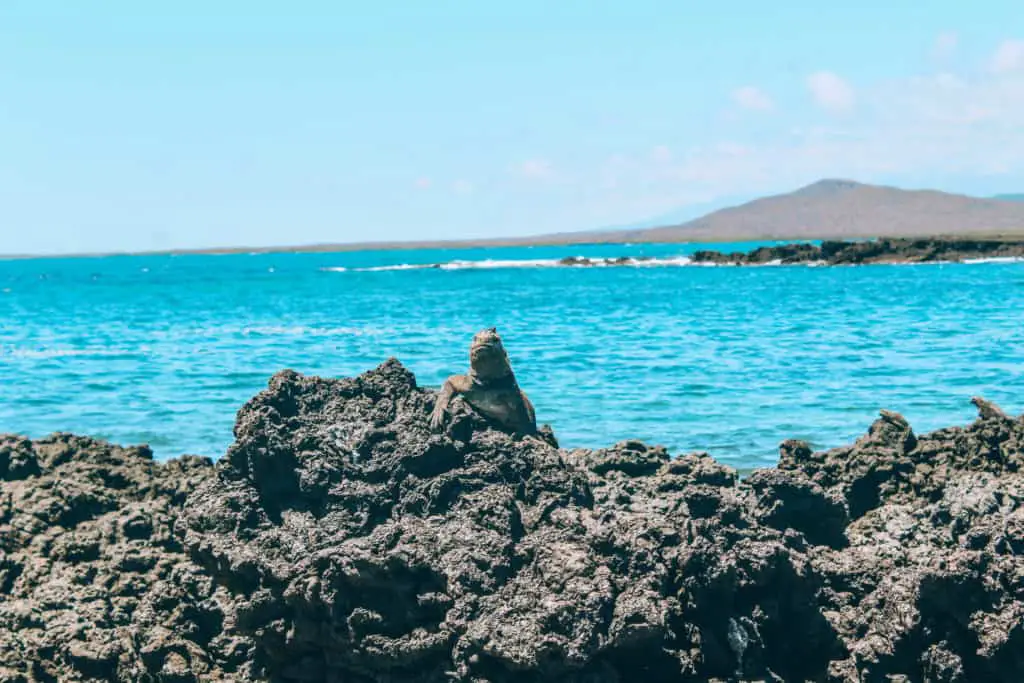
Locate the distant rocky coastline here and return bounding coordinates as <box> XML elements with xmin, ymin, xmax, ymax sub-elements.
<box><xmin>556</xmin><ymin>238</ymin><xmax>1024</xmax><ymax>268</ymax></box>
<box><xmin>349</xmin><ymin>238</ymin><xmax>1024</xmax><ymax>272</ymax></box>
<box><xmin>3</xmin><ymin>361</ymin><xmax>1023</xmax><ymax>681</ymax></box>
<box><xmin>689</xmin><ymin>237</ymin><xmax>1024</xmax><ymax>266</ymax></box>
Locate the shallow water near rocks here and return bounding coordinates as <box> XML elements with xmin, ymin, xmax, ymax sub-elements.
<box><xmin>2</xmin><ymin>240</ymin><xmax>1022</xmax><ymax>469</ymax></box>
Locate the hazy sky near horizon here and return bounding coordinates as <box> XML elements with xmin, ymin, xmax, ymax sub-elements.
<box><xmin>2</xmin><ymin>2</ymin><xmax>1024</xmax><ymax>254</ymax></box>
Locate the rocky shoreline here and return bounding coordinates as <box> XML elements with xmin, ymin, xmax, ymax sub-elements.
<box><xmin>690</xmin><ymin>238</ymin><xmax>1024</xmax><ymax>266</ymax></box>
<box><xmin>554</xmin><ymin>238</ymin><xmax>1024</xmax><ymax>268</ymax></box>
<box><xmin>2</xmin><ymin>361</ymin><xmax>1023</xmax><ymax>682</ymax></box>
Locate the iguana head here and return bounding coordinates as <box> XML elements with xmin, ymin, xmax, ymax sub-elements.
<box><xmin>469</xmin><ymin>327</ymin><xmax>512</xmax><ymax>380</ymax></box>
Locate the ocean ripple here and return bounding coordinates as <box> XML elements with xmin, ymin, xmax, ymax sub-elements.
<box><xmin>2</xmin><ymin>241</ymin><xmax>1022</xmax><ymax>466</ymax></box>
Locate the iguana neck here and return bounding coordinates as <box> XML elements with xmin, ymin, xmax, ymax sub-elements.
<box><xmin>468</xmin><ymin>367</ymin><xmax>515</xmax><ymax>386</ymax></box>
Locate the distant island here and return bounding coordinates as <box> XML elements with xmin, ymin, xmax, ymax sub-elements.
<box><xmin>6</xmin><ymin>179</ymin><xmax>1024</xmax><ymax>259</ymax></box>
<box><xmin>621</xmin><ymin>179</ymin><xmax>1024</xmax><ymax>243</ymax></box>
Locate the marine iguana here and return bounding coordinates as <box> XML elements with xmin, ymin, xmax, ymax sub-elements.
<box><xmin>430</xmin><ymin>327</ymin><xmax>538</xmax><ymax>436</ymax></box>
<box><xmin>971</xmin><ymin>396</ymin><xmax>1008</xmax><ymax>421</ymax></box>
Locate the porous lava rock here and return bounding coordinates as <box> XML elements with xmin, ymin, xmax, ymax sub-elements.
<box><xmin>0</xmin><ymin>434</ymin><xmax>253</xmax><ymax>682</ymax></box>
<box><xmin>2</xmin><ymin>360</ymin><xmax>1023</xmax><ymax>682</ymax></box>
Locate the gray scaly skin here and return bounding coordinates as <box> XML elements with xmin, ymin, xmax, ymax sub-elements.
<box><xmin>430</xmin><ymin>327</ymin><xmax>538</xmax><ymax>436</ymax></box>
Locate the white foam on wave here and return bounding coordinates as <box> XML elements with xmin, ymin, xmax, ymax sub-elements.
<box><xmin>319</xmin><ymin>254</ymin><xmax>1019</xmax><ymax>272</ymax></box>
<box><xmin>328</xmin><ymin>260</ymin><xmax>554</xmax><ymax>272</ymax></box>
<box><xmin>889</xmin><ymin>260</ymin><xmax>955</xmax><ymax>266</ymax></box>
<box><xmin>697</xmin><ymin>259</ymin><xmax>830</xmax><ymax>267</ymax></box>
<box><xmin>356</xmin><ymin>263</ymin><xmax>438</xmax><ymax>272</ymax></box>
<box><xmin>871</xmin><ymin>256</ymin><xmax>1024</xmax><ymax>267</ymax></box>
<box><xmin>631</xmin><ymin>256</ymin><xmax>694</xmax><ymax>267</ymax></box>
<box><xmin>332</xmin><ymin>256</ymin><xmax>705</xmax><ymax>272</ymax></box>
<box><xmin>439</xmin><ymin>258</ymin><xmax>565</xmax><ymax>270</ymax></box>
<box><xmin>962</xmin><ymin>256</ymin><xmax>1024</xmax><ymax>265</ymax></box>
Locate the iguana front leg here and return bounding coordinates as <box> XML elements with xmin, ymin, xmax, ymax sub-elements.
<box><xmin>521</xmin><ymin>392</ymin><xmax>537</xmax><ymax>432</ymax></box>
<box><xmin>430</xmin><ymin>374</ymin><xmax>472</xmax><ymax>431</ymax></box>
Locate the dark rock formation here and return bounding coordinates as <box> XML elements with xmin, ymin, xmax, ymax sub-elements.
<box><xmin>690</xmin><ymin>237</ymin><xmax>1024</xmax><ymax>266</ymax></box>
<box><xmin>0</xmin><ymin>434</ymin><xmax>253</xmax><ymax>682</ymax></box>
<box><xmin>2</xmin><ymin>362</ymin><xmax>1023</xmax><ymax>681</ymax></box>
<box><xmin>557</xmin><ymin>256</ymin><xmax>653</xmax><ymax>267</ymax></box>
<box><xmin>778</xmin><ymin>399</ymin><xmax>1024</xmax><ymax>681</ymax></box>
<box><xmin>692</xmin><ymin>242</ymin><xmax>823</xmax><ymax>265</ymax></box>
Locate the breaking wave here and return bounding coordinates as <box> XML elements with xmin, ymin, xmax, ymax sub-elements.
<box><xmin>319</xmin><ymin>256</ymin><xmax>845</xmax><ymax>272</ymax></box>
<box><xmin>328</xmin><ymin>255</ymin><xmax>1024</xmax><ymax>272</ymax></box>
<box><xmin>961</xmin><ymin>256</ymin><xmax>1024</xmax><ymax>265</ymax></box>
<box><xmin>327</xmin><ymin>256</ymin><xmax>703</xmax><ymax>272</ymax></box>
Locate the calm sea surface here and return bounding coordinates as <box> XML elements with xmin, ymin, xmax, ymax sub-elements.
<box><xmin>2</xmin><ymin>241</ymin><xmax>1022</xmax><ymax>470</ymax></box>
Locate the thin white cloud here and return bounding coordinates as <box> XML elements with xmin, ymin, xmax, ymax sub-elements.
<box><xmin>494</xmin><ymin>39</ymin><xmax>1024</xmax><ymax>231</ymax></box>
<box><xmin>933</xmin><ymin>72</ymin><xmax>963</xmax><ymax>89</ymax></box>
<box><xmin>650</xmin><ymin>145</ymin><xmax>672</xmax><ymax>163</ymax></box>
<box><xmin>716</xmin><ymin>142</ymin><xmax>751</xmax><ymax>157</ymax></box>
<box><xmin>562</xmin><ymin>61</ymin><xmax>1024</xmax><ymax>226</ymax></box>
<box><xmin>732</xmin><ymin>86</ymin><xmax>774</xmax><ymax>111</ymax></box>
<box><xmin>991</xmin><ymin>39</ymin><xmax>1024</xmax><ymax>73</ymax></box>
<box><xmin>881</xmin><ymin>70</ymin><xmax>1022</xmax><ymax>127</ymax></box>
<box><xmin>413</xmin><ymin>177</ymin><xmax>432</xmax><ymax>189</ymax></box>
<box><xmin>807</xmin><ymin>71</ymin><xmax>855</xmax><ymax>112</ymax></box>
<box><xmin>452</xmin><ymin>179</ymin><xmax>474</xmax><ymax>195</ymax></box>
<box><xmin>933</xmin><ymin>32</ymin><xmax>958</xmax><ymax>60</ymax></box>
<box><xmin>514</xmin><ymin>159</ymin><xmax>556</xmax><ymax>180</ymax></box>
<box><xmin>599</xmin><ymin>154</ymin><xmax>632</xmax><ymax>190</ymax></box>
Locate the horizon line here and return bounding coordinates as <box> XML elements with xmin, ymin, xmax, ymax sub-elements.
<box><xmin>4</xmin><ymin>179</ymin><xmax>1022</xmax><ymax>261</ymax></box>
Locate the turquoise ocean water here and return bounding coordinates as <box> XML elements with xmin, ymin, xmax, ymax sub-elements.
<box><xmin>2</xmin><ymin>241</ymin><xmax>1022</xmax><ymax>470</ymax></box>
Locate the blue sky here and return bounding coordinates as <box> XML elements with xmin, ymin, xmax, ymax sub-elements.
<box><xmin>2</xmin><ymin>1</ymin><xmax>1023</xmax><ymax>254</ymax></box>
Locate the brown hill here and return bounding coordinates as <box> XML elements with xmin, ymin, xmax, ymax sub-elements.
<box><xmin>10</xmin><ymin>179</ymin><xmax>1024</xmax><ymax>260</ymax></box>
<box><xmin>615</xmin><ymin>179</ymin><xmax>1024</xmax><ymax>242</ymax></box>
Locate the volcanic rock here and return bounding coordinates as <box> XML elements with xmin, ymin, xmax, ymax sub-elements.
<box><xmin>689</xmin><ymin>237</ymin><xmax>1024</xmax><ymax>266</ymax></box>
<box><xmin>0</xmin><ymin>434</ymin><xmax>253</xmax><ymax>682</ymax></box>
<box><xmin>2</xmin><ymin>360</ymin><xmax>1022</xmax><ymax>682</ymax></box>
